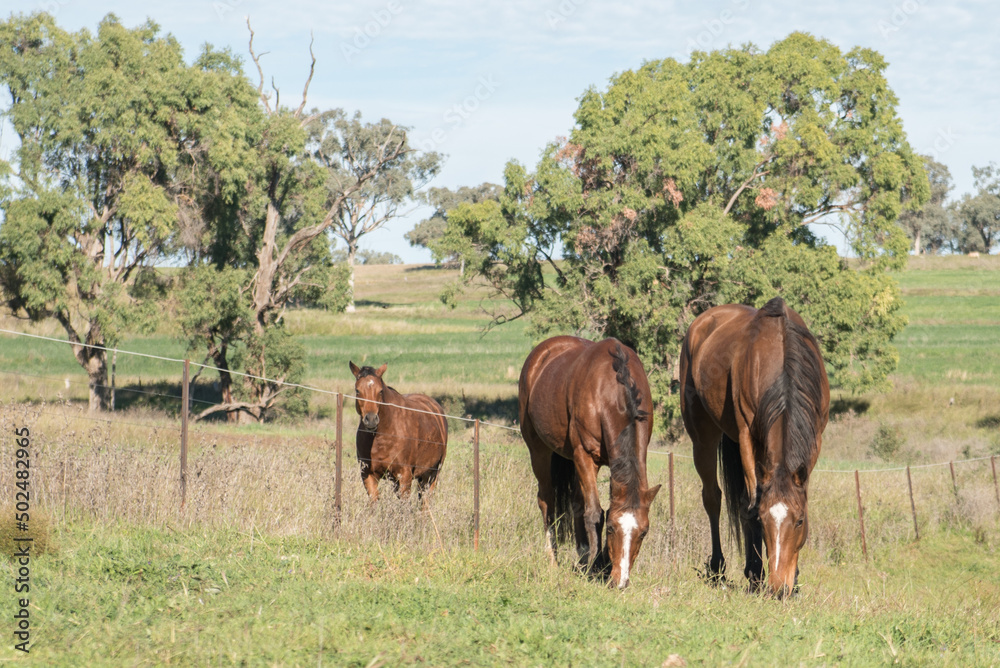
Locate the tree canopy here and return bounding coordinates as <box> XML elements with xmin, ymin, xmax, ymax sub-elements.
<box><xmin>406</xmin><ymin>183</ymin><xmax>501</xmax><ymax>264</ymax></box>
<box><xmin>0</xmin><ymin>12</ymin><xmax>247</xmax><ymax>410</ymax></box>
<box><xmin>436</xmin><ymin>33</ymin><xmax>929</xmax><ymax>431</ymax></box>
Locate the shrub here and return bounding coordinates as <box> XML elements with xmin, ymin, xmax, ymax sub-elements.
<box><xmin>869</xmin><ymin>423</ymin><xmax>904</xmax><ymax>460</ymax></box>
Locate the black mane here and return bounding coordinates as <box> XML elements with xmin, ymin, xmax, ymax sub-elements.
<box><xmin>750</xmin><ymin>297</ymin><xmax>824</xmax><ymax>485</ymax></box>
<box><xmin>609</xmin><ymin>343</ymin><xmax>648</xmax><ymax>509</ymax></box>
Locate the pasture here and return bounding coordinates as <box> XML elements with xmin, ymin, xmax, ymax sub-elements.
<box><xmin>1</xmin><ymin>257</ymin><xmax>1000</xmax><ymax>665</ymax></box>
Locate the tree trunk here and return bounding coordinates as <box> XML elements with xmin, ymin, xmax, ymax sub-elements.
<box><xmin>59</xmin><ymin>314</ymin><xmax>110</xmax><ymax>412</ymax></box>
<box><xmin>346</xmin><ymin>243</ymin><xmax>358</xmax><ymax>313</ymax></box>
<box><xmin>85</xmin><ymin>351</ymin><xmax>110</xmax><ymax>413</ymax></box>
<box><xmin>210</xmin><ymin>343</ymin><xmax>239</xmax><ymax>424</ymax></box>
<box><xmin>914</xmin><ymin>227</ymin><xmax>921</xmax><ymax>255</ymax></box>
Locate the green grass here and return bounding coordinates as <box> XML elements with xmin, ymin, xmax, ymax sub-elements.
<box><xmin>3</xmin><ymin>520</ymin><xmax>998</xmax><ymax>666</ymax></box>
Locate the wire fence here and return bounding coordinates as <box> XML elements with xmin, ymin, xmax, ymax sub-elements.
<box><xmin>2</xmin><ymin>328</ymin><xmax>999</xmax><ymax>569</ymax></box>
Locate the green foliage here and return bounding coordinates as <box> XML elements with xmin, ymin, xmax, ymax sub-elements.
<box><xmin>0</xmin><ymin>12</ymin><xmax>247</xmax><ymax>408</ymax></box>
<box><xmin>897</xmin><ymin>155</ymin><xmax>957</xmax><ymax>254</ymax></box>
<box><xmin>954</xmin><ymin>164</ymin><xmax>1000</xmax><ymax>254</ymax></box>
<box><xmin>436</xmin><ymin>33</ymin><xmax>925</xmax><ymax>431</ymax></box>
<box><xmin>869</xmin><ymin>422</ymin><xmax>904</xmax><ymax>459</ymax></box>
<box><xmin>407</xmin><ymin>183</ymin><xmax>500</xmax><ymax>259</ymax></box>
<box><xmin>231</xmin><ymin>324</ymin><xmax>307</xmax><ymax>417</ymax></box>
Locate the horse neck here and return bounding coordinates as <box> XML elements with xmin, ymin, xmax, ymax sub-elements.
<box><xmin>377</xmin><ymin>385</ymin><xmax>402</xmax><ymax>429</ymax></box>
<box><xmin>609</xmin><ymin>451</ymin><xmax>645</xmax><ymax>510</ymax></box>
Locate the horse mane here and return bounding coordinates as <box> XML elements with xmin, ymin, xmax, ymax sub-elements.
<box><xmin>608</xmin><ymin>343</ymin><xmax>649</xmax><ymax>509</ymax></box>
<box><xmin>749</xmin><ymin>297</ymin><xmax>824</xmax><ymax>485</ymax></box>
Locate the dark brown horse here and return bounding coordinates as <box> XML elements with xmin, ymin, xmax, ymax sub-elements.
<box><xmin>519</xmin><ymin>336</ymin><xmax>660</xmax><ymax>589</ymax></box>
<box><xmin>680</xmin><ymin>296</ymin><xmax>829</xmax><ymax>598</ymax></box>
<box><xmin>350</xmin><ymin>362</ymin><xmax>448</xmax><ymax>504</ymax></box>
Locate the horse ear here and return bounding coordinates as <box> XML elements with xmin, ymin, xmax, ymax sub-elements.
<box><xmin>349</xmin><ymin>361</ymin><xmax>361</xmax><ymax>378</ymax></box>
<box><xmin>375</xmin><ymin>363</ymin><xmax>387</xmax><ymax>378</ymax></box>
<box><xmin>643</xmin><ymin>484</ymin><xmax>661</xmax><ymax>505</ymax></box>
<box><xmin>793</xmin><ymin>465</ymin><xmax>809</xmax><ymax>487</ymax></box>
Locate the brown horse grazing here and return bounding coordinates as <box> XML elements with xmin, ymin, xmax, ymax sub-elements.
<box><xmin>519</xmin><ymin>336</ymin><xmax>660</xmax><ymax>590</ymax></box>
<box><xmin>680</xmin><ymin>296</ymin><xmax>829</xmax><ymax>598</ymax></box>
<box><xmin>350</xmin><ymin>362</ymin><xmax>448</xmax><ymax>504</ymax></box>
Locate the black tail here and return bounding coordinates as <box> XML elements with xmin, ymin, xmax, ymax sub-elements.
<box><xmin>551</xmin><ymin>452</ymin><xmax>578</xmax><ymax>544</ymax></box>
<box><xmin>609</xmin><ymin>343</ymin><xmax>648</xmax><ymax>509</ymax></box>
<box><xmin>719</xmin><ymin>433</ymin><xmax>748</xmax><ymax>550</ymax></box>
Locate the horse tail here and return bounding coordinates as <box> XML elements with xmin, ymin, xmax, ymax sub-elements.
<box><xmin>609</xmin><ymin>343</ymin><xmax>649</xmax><ymax>508</ymax></box>
<box><xmin>718</xmin><ymin>433</ymin><xmax>747</xmax><ymax>550</ymax></box>
<box><xmin>551</xmin><ymin>452</ymin><xmax>578</xmax><ymax>544</ymax></box>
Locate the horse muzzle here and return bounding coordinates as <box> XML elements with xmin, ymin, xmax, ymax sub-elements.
<box><xmin>362</xmin><ymin>413</ymin><xmax>380</xmax><ymax>431</ymax></box>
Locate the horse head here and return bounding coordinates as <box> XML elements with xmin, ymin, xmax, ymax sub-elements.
<box><xmin>758</xmin><ymin>468</ymin><xmax>809</xmax><ymax>599</ymax></box>
<box><xmin>350</xmin><ymin>361</ymin><xmax>388</xmax><ymax>431</ymax></box>
<box><xmin>606</xmin><ymin>484</ymin><xmax>660</xmax><ymax>590</ymax></box>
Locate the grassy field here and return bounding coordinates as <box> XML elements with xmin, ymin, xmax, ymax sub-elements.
<box><xmin>1</xmin><ymin>257</ymin><xmax>1000</xmax><ymax>665</ymax></box>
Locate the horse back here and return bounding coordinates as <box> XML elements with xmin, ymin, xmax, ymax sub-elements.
<box><xmin>520</xmin><ymin>336</ymin><xmax>649</xmax><ymax>461</ymax></box>
<box><xmin>681</xmin><ymin>304</ymin><xmax>760</xmax><ymax>436</ymax></box>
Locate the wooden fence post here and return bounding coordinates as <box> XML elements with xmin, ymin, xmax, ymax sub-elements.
<box><xmin>854</xmin><ymin>470</ymin><xmax>868</xmax><ymax>561</ymax></box>
<box><xmin>949</xmin><ymin>461</ymin><xmax>957</xmax><ymax>498</ymax></box>
<box><xmin>334</xmin><ymin>393</ymin><xmax>343</xmax><ymax>529</ymax></box>
<box><xmin>180</xmin><ymin>359</ymin><xmax>189</xmax><ymax>510</ymax></box>
<box><xmin>473</xmin><ymin>419</ymin><xmax>480</xmax><ymax>551</ymax></box>
<box><xmin>906</xmin><ymin>465</ymin><xmax>919</xmax><ymax>541</ymax></box>
<box><xmin>668</xmin><ymin>451</ymin><xmax>675</xmax><ymax>556</ymax></box>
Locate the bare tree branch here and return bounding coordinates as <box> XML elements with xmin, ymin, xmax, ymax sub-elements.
<box><xmin>246</xmin><ymin>18</ymin><xmax>272</xmax><ymax>113</ymax></box>
<box><xmin>294</xmin><ymin>33</ymin><xmax>316</xmax><ymax>120</ymax></box>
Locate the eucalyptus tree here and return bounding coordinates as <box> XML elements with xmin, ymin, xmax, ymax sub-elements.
<box><xmin>306</xmin><ymin>110</ymin><xmax>441</xmax><ymax>311</ymax></box>
<box><xmin>406</xmin><ymin>183</ymin><xmax>501</xmax><ymax>271</ymax></box>
<box><xmin>436</xmin><ymin>33</ymin><xmax>928</xmax><ymax>429</ymax></box>
<box><xmin>178</xmin><ymin>23</ymin><xmax>420</xmax><ymax>422</ymax></box>
<box><xmin>897</xmin><ymin>155</ymin><xmax>954</xmax><ymax>254</ymax></box>
<box><xmin>0</xmin><ymin>13</ymin><xmax>239</xmax><ymax>411</ymax></box>
<box><xmin>954</xmin><ymin>163</ymin><xmax>1000</xmax><ymax>254</ymax></box>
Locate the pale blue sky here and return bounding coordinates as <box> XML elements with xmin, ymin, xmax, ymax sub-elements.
<box><xmin>4</xmin><ymin>0</ymin><xmax>998</xmax><ymax>261</ymax></box>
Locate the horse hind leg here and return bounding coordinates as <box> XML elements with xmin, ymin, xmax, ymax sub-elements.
<box><xmin>416</xmin><ymin>467</ymin><xmax>440</xmax><ymax>510</ymax></box>
<box><xmin>526</xmin><ymin>438</ymin><xmax>558</xmax><ymax>565</ymax></box>
<box><xmin>691</xmin><ymin>422</ymin><xmax>726</xmax><ymax>581</ymax></box>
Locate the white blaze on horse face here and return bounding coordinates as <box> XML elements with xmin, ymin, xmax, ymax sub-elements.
<box><xmin>617</xmin><ymin>512</ymin><xmax>638</xmax><ymax>588</ymax></box>
<box><xmin>769</xmin><ymin>502</ymin><xmax>789</xmax><ymax>573</ymax></box>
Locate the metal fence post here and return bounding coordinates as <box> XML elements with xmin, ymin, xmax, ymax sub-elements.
<box><xmin>668</xmin><ymin>451</ymin><xmax>675</xmax><ymax>558</ymax></box>
<box><xmin>906</xmin><ymin>465</ymin><xmax>919</xmax><ymax>541</ymax></box>
<box><xmin>334</xmin><ymin>392</ymin><xmax>343</xmax><ymax>529</ymax></box>
<box><xmin>855</xmin><ymin>470</ymin><xmax>868</xmax><ymax>561</ymax></box>
<box><xmin>473</xmin><ymin>419</ymin><xmax>480</xmax><ymax>551</ymax></box>
<box><xmin>180</xmin><ymin>359</ymin><xmax>189</xmax><ymax>510</ymax></box>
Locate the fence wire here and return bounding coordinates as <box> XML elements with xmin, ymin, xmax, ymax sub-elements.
<box><xmin>2</xmin><ymin>329</ymin><xmax>999</xmax><ymax>563</ymax></box>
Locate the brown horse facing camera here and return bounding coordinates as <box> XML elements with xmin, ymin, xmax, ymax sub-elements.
<box><xmin>519</xmin><ymin>336</ymin><xmax>660</xmax><ymax>590</ymax></box>
<box><xmin>349</xmin><ymin>362</ymin><xmax>448</xmax><ymax>505</ymax></box>
<box><xmin>680</xmin><ymin>297</ymin><xmax>829</xmax><ymax>599</ymax></box>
